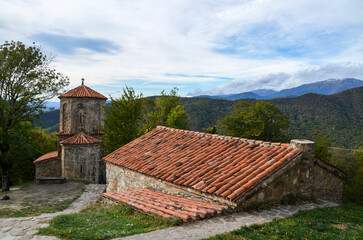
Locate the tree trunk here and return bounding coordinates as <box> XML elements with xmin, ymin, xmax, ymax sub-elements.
<box><xmin>0</xmin><ymin>143</ymin><xmax>11</xmax><ymax>192</ymax></box>
<box><xmin>1</xmin><ymin>163</ymin><xmax>9</xmax><ymax>192</ymax></box>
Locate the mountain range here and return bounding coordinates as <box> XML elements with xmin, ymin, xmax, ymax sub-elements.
<box><xmin>39</xmin><ymin>85</ymin><xmax>363</xmax><ymax>149</ymax></box>
<box><xmin>195</xmin><ymin>78</ymin><xmax>363</xmax><ymax>100</ymax></box>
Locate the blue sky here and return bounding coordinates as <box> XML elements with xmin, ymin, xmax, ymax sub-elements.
<box><xmin>1</xmin><ymin>0</ymin><xmax>363</xmax><ymax>98</ymax></box>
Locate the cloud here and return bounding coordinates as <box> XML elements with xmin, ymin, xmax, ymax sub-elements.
<box><xmin>188</xmin><ymin>63</ymin><xmax>363</xmax><ymax>96</ymax></box>
<box><xmin>0</xmin><ymin>0</ymin><xmax>362</xmax><ymax>97</ymax></box>
<box><xmin>33</xmin><ymin>33</ymin><xmax>120</xmax><ymax>54</ymax></box>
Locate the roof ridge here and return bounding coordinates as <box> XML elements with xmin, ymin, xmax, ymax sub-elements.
<box><xmin>59</xmin><ymin>84</ymin><xmax>107</xmax><ymax>99</ymax></box>
<box><xmin>82</xmin><ymin>85</ymin><xmax>92</xmax><ymax>97</ymax></box>
<box><xmin>60</xmin><ymin>132</ymin><xmax>102</xmax><ymax>145</ymax></box>
<box><xmin>155</xmin><ymin>126</ymin><xmax>290</xmax><ymax>148</ymax></box>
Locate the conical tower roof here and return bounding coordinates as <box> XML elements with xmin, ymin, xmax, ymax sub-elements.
<box><xmin>59</xmin><ymin>78</ymin><xmax>107</xmax><ymax>99</ymax></box>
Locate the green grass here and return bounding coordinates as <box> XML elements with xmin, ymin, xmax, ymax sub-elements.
<box><xmin>205</xmin><ymin>203</ymin><xmax>363</xmax><ymax>240</ymax></box>
<box><xmin>37</xmin><ymin>203</ymin><xmax>180</xmax><ymax>240</ymax></box>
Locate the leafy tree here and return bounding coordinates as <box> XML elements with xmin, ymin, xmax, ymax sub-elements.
<box><xmin>347</xmin><ymin>148</ymin><xmax>363</xmax><ymax>204</ymax></box>
<box><xmin>165</xmin><ymin>105</ymin><xmax>189</xmax><ymax>129</ymax></box>
<box><xmin>0</xmin><ymin>41</ymin><xmax>69</xmax><ymax>191</ymax></box>
<box><xmin>9</xmin><ymin>122</ymin><xmax>57</xmax><ymax>185</ymax></box>
<box><xmin>103</xmin><ymin>87</ymin><xmax>189</xmax><ymax>153</ymax></box>
<box><xmin>102</xmin><ymin>87</ymin><xmax>143</xmax><ymax>154</ymax></box>
<box><xmin>140</xmin><ymin>97</ymin><xmax>156</xmax><ymax>133</ymax></box>
<box><xmin>312</xmin><ymin>130</ymin><xmax>332</xmax><ymax>161</ymax></box>
<box><xmin>221</xmin><ymin>100</ymin><xmax>289</xmax><ymax>142</ymax></box>
<box><xmin>154</xmin><ymin>88</ymin><xmax>189</xmax><ymax>130</ymax></box>
<box><xmin>205</xmin><ymin>126</ymin><xmax>217</xmax><ymax>134</ymax></box>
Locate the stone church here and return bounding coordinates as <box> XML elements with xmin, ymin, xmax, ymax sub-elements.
<box><xmin>34</xmin><ymin>79</ymin><xmax>107</xmax><ymax>183</ymax></box>
<box><xmin>35</xmin><ymin>81</ymin><xmax>345</xmax><ymax>219</ymax></box>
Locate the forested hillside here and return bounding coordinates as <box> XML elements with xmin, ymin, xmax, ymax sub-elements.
<box><xmin>39</xmin><ymin>86</ymin><xmax>363</xmax><ymax>148</ymax></box>
<box><xmin>270</xmin><ymin>87</ymin><xmax>363</xmax><ymax>148</ymax></box>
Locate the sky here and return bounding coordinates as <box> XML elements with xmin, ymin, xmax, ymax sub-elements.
<box><xmin>1</xmin><ymin>0</ymin><xmax>363</xmax><ymax>99</ymax></box>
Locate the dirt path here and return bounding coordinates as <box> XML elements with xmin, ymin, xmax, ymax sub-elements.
<box><xmin>0</xmin><ymin>182</ymin><xmax>86</xmax><ymax>215</ymax></box>
<box><xmin>0</xmin><ymin>184</ymin><xmax>105</xmax><ymax>240</ymax></box>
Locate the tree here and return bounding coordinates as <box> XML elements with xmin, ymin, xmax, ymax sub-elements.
<box><xmin>165</xmin><ymin>105</ymin><xmax>189</xmax><ymax>129</ymax></box>
<box><xmin>8</xmin><ymin>122</ymin><xmax>57</xmax><ymax>185</ymax></box>
<box><xmin>312</xmin><ymin>130</ymin><xmax>332</xmax><ymax>161</ymax></box>
<box><xmin>103</xmin><ymin>87</ymin><xmax>189</xmax><ymax>154</ymax></box>
<box><xmin>102</xmin><ymin>86</ymin><xmax>143</xmax><ymax>154</ymax></box>
<box><xmin>221</xmin><ymin>100</ymin><xmax>289</xmax><ymax>142</ymax></box>
<box><xmin>205</xmin><ymin>126</ymin><xmax>217</xmax><ymax>134</ymax></box>
<box><xmin>0</xmin><ymin>41</ymin><xmax>69</xmax><ymax>191</ymax></box>
<box><xmin>154</xmin><ymin>88</ymin><xmax>189</xmax><ymax>130</ymax></box>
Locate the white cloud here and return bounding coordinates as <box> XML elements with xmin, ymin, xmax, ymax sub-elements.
<box><xmin>0</xmin><ymin>0</ymin><xmax>362</xmax><ymax>96</ymax></box>
<box><xmin>189</xmin><ymin>63</ymin><xmax>363</xmax><ymax>96</ymax></box>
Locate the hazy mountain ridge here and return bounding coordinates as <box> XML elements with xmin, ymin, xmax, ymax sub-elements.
<box><xmin>195</xmin><ymin>78</ymin><xmax>363</xmax><ymax>100</ymax></box>
<box><xmin>39</xmin><ymin>86</ymin><xmax>363</xmax><ymax>148</ymax></box>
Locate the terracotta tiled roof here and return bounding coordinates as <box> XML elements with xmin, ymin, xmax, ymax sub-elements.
<box><xmin>59</xmin><ymin>85</ymin><xmax>107</xmax><ymax>99</ymax></box>
<box><xmin>34</xmin><ymin>151</ymin><xmax>58</xmax><ymax>163</ymax></box>
<box><xmin>104</xmin><ymin>126</ymin><xmax>303</xmax><ymax>203</ymax></box>
<box><xmin>102</xmin><ymin>189</ymin><xmax>229</xmax><ymax>221</ymax></box>
<box><xmin>59</xmin><ymin>132</ymin><xmax>102</xmax><ymax>145</ymax></box>
<box><xmin>56</xmin><ymin>130</ymin><xmax>72</xmax><ymax>136</ymax></box>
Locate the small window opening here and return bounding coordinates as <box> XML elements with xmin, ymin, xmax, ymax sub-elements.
<box><xmin>80</xmin><ymin>165</ymin><xmax>83</xmax><ymax>173</ymax></box>
<box><xmin>79</xmin><ymin>113</ymin><xmax>82</xmax><ymax>123</ymax></box>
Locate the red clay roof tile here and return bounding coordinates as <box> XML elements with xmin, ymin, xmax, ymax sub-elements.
<box><xmin>33</xmin><ymin>151</ymin><xmax>58</xmax><ymax>163</ymax></box>
<box><xmin>56</xmin><ymin>130</ymin><xmax>72</xmax><ymax>136</ymax></box>
<box><xmin>103</xmin><ymin>126</ymin><xmax>302</xmax><ymax>202</ymax></box>
<box><xmin>59</xmin><ymin>132</ymin><xmax>102</xmax><ymax>145</ymax></box>
<box><xmin>102</xmin><ymin>189</ymin><xmax>229</xmax><ymax>221</ymax></box>
<box><xmin>59</xmin><ymin>84</ymin><xmax>107</xmax><ymax>99</ymax></box>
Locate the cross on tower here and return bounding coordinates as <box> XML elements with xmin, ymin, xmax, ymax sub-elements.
<box><xmin>81</xmin><ymin>78</ymin><xmax>85</xmax><ymax>85</ymax></box>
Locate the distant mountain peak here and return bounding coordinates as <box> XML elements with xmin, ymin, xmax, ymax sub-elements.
<box><xmin>194</xmin><ymin>78</ymin><xmax>363</xmax><ymax>100</ymax></box>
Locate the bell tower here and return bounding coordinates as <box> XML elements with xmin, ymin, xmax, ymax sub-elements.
<box><xmin>58</xmin><ymin>78</ymin><xmax>107</xmax><ymax>136</ymax></box>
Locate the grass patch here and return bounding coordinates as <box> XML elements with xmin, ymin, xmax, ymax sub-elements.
<box><xmin>205</xmin><ymin>203</ymin><xmax>363</xmax><ymax>240</ymax></box>
<box><xmin>0</xmin><ymin>186</ymin><xmax>85</xmax><ymax>218</ymax></box>
<box><xmin>38</xmin><ymin>203</ymin><xmax>180</xmax><ymax>240</ymax></box>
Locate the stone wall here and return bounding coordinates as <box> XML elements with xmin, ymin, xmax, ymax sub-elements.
<box><xmin>59</xmin><ymin>98</ymin><xmax>106</xmax><ymax>135</ymax></box>
<box><xmin>106</xmin><ymin>162</ymin><xmax>235</xmax><ymax>206</ymax></box>
<box><xmin>35</xmin><ymin>157</ymin><xmax>62</xmax><ymax>179</ymax></box>
<box><xmin>236</xmin><ymin>161</ymin><xmax>301</xmax><ymax>209</ymax></box>
<box><xmin>290</xmin><ymin>139</ymin><xmax>344</xmax><ymax>203</ymax></box>
<box><xmin>61</xmin><ymin>144</ymin><xmax>105</xmax><ymax>183</ymax></box>
<box><xmin>290</xmin><ymin>140</ymin><xmax>315</xmax><ymax>197</ymax></box>
<box><xmin>106</xmin><ymin>159</ymin><xmax>301</xmax><ymax>207</ymax></box>
<box><xmin>313</xmin><ymin>163</ymin><xmax>344</xmax><ymax>202</ymax></box>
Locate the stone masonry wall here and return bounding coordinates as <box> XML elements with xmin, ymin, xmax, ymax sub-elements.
<box><xmin>290</xmin><ymin>140</ymin><xmax>315</xmax><ymax>197</ymax></box>
<box><xmin>106</xmin><ymin>162</ymin><xmax>235</xmax><ymax>206</ymax></box>
<box><xmin>236</xmin><ymin>163</ymin><xmax>301</xmax><ymax>210</ymax></box>
<box><xmin>59</xmin><ymin>98</ymin><xmax>105</xmax><ymax>135</ymax></box>
<box><xmin>106</xmin><ymin>160</ymin><xmax>301</xmax><ymax>207</ymax></box>
<box><xmin>62</xmin><ymin>144</ymin><xmax>105</xmax><ymax>183</ymax></box>
<box><xmin>290</xmin><ymin>139</ymin><xmax>344</xmax><ymax>202</ymax></box>
<box><xmin>313</xmin><ymin>164</ymin><xmax>343</xmax><ymax>202</ymax></box>
<box><xmin>35</xmin><ymin>157</ymin><xmax>62</xmax><ymax>179</ymax></box>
